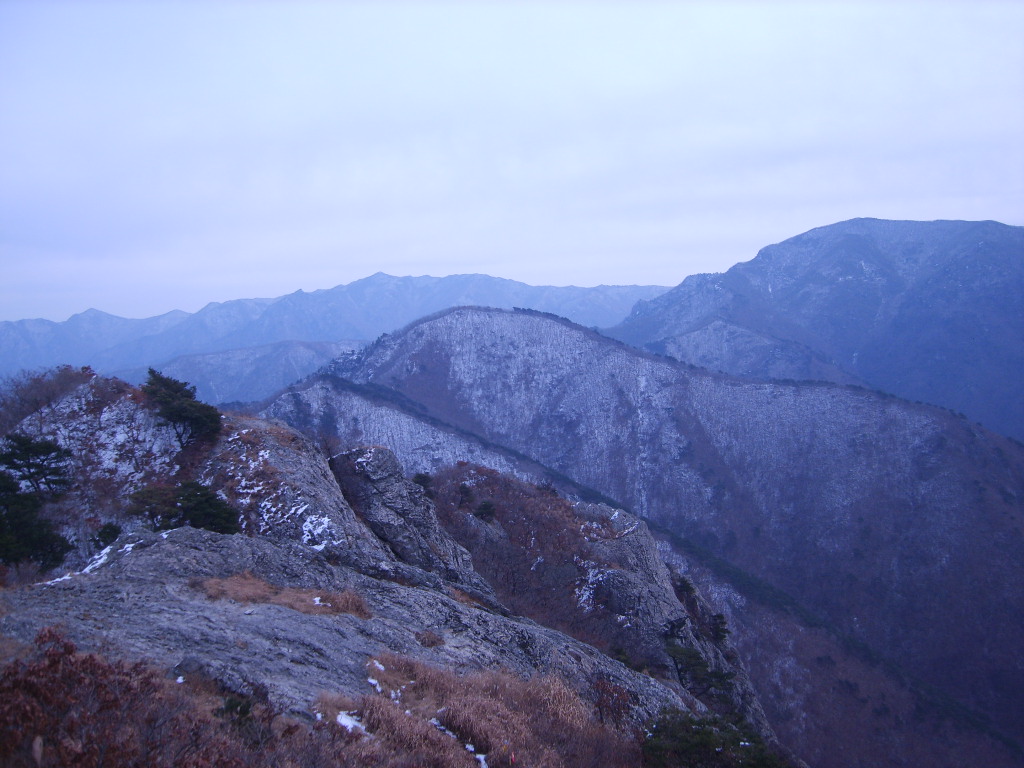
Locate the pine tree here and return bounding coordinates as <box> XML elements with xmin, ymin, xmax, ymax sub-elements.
<box><xmin>142</xmin><ymin>369</ymin><xmax>222</xmax><ymax>447</ymax></box>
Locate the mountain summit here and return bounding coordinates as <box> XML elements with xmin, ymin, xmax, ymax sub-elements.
<box><xmin>609</xmin><ymin>218</ymin><xmax>1024</xmax><ymax>439</ymax></box>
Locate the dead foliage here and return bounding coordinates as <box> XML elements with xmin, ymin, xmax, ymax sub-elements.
<box><xmin>431</xmin><ymin>464</ymin><xmax>659</xmax><ymax>669</ymax></box>
<box><xmin>0</xmin><ymin>629</ymin><xmax>645</xmax><ymax>768</ymax></box>
<box><xmin>351</xmin><ymin>653</ymin><xmax>642</xmax><ymax>768</ymax></box>
<box><xmin>415</xmin><ymin>629</ymin><xmax>445</xmax><ymax>647</ymax></box>
<box><xmin>200</xmin><ymin>571</ymin><xmax>372</xmax><ymax>619</ymax></box>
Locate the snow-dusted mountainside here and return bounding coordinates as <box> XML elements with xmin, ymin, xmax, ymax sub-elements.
<box><xmin>0</xmin><ymin>274</ymin><xmax>668</xmax><ymax>405</ymax></box>
<box><xmin>609</xmin><ymin>218</ymin><xmax>1024</xmax><ymax>440</ymax></box>
<box><xmin>267</xmin><ymin>306</ymin><xmax>1024</xmax><ymax>766</ymax></box>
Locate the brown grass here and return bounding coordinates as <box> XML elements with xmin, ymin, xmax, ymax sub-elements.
<box><xmin>314</xmin><ymin>691</ymin><xmax>359</xmax><ymax>722</ymax></box>
<box><xmin>447</xmin><ymin>587</ymin><xmax>484</xmax><ymax>607</ymax></box>
<box><xmin>359</xmin><ymin>696</ymin><xmax>474</xmax><ymax>768</ymax></box>
<box><xmin>415</xmin><ymin>629</ymin><xmax>445</xmax><ymax>647</ymax></box>
<box><xmin>200</xmin><ymin>571</ymin><xmax>372</xmax><ymax>619</ymax></box>
<box><xmin>1</xmin><ymin>630</ymin><xmax>642</xmax><ymax>768</ymax></box>
<box><xmin>351</xmin><ymin>653</ymin><xmax>641</xmax><ymax>768</ymax></box>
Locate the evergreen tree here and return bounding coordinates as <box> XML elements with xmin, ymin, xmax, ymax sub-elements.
<box><xmin>0</xmin><ymin>433</ymin><xmax>72</xmax><ymax>497</ymax></box>
<box><xmin>142</xmin><ymin>369</ymin><xmax>222</xmax><ymax>448</ymax></box>
<box><xmin>0</xmin><ymin>470</ymin><xmax>72</xmax><ymax>570</ymax></box>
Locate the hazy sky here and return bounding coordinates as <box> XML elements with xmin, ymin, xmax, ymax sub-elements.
<box><xmin>1</xmin><ymin>1</ymin><xmax>1022</xmax><ymax>322</ymax></box>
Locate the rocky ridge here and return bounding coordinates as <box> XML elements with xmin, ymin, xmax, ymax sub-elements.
<box><xmin>0</xmin><ymin>375</ymin><xmax>778</xmax><ymax>757</ymax></box>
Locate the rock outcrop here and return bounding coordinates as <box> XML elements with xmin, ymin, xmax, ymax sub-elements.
<box><xmin>0</xmin><ymin>526</ymin><xmax>684</xmax><ymax>723</ymax></box>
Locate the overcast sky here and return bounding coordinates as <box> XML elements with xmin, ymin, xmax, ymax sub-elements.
<box><xmin>1</xmin><ymin>1</ymin><xmax>1022</xmax><ymax>322</ymax></box>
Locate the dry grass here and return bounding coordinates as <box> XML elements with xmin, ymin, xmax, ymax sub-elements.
<box><xmin>415</xmin><ymin>629</ymin><xmax>445</xmax><ymax>647</ymax></box>
<box><xmin>447</xmin><ymin>587</ymin><xmax>484</xmax><ymax>607</ymax></box>
<box><xmin>359</xmin><ymin>696</ymin><xmax>474</xmax><ymax>768</ymax></box>
<box><xmin>314</xmin><ymin>691</ymin><xmax>359</xmax><ymax>722</ymax></box>
<box><xmin>200</xmin><ymin>571</ymin><xmax>372</xmax><ymax>619</ymax></box>
<box><xmin>349</xmin><ymin>653</ymin><xmax>641</xmax><ymax>768</ymax></box>
<box><xmin>0</xmin><ymin>631</ymin><xmax>641</xmax><ymax>768</ymax></box>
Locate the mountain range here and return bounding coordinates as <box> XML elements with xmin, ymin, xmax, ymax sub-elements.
<box><xmin>1</xmin><ymin>217</ymin><xmax>1021</xmax><ymax>767</ymax></box>
<box><xmin>0</xmin><ymin>274</ymin><xmax>668</xmax><ymax>404</ymax></box>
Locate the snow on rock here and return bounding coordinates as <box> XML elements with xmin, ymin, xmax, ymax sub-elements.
<box><xmin>573</xmin><ymin>556</ymin><xmax>608</xmax><ymax>614</ymax></box>
<box><xmin>336</xmin><ymin>711</ymin><xmax>365</xmax><ymax>733</ymax></box>
<box><xmin>199</xmin><ymin>415</ymin><xmax>378</xmax><ymax>558</ymax></box>
<box><xmin>21</xmin><ymin>378</ymin><xmax>180</xmax><ymax>491</ymax></box>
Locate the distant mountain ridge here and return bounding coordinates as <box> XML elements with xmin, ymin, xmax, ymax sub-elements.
<box><xmin>607</xmin><ymin>218</ymin><xmax>1024</xmax><ymax>440</ymax></box>
<box><xmin>0</xmin><ymin>273</ymin><xmax>668</xmax><ymax>403</ymax></box>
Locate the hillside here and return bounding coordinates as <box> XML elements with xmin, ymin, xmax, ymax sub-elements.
<box><xmin>608</xmin><ymin>218</ymin><xmax>1024</xmax><ymax>440</ymax></box>
<box><xmin>267</xmin><ymin>305</ymin><xmax>1024</xmax><ymax>765</ymax></box>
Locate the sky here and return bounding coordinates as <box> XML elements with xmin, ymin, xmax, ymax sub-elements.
<box><xmin>1</xmin><ymin>1</ymin><xmax>1022</xmax><ymax>322</ymax></box>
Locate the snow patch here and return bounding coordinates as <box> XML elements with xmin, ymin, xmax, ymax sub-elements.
<box><xmin>573</xmin><ymin>556</ymin><xmax>606</xmax><ymax>613</ymax></box>
<box><xmin>81</xmin><ymin>545</ymin><xmax>114</xmax><ymax>574</ymax></box>
<box><xmin>336</xmin><ymin>711</ymin><xmax>365</xmax><ymax>733</ymax></box>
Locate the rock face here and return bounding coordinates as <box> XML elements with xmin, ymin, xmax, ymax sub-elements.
<box><xmin>329</xmin><ymin>447</ymin><xmax>495</xmax><ymax>600</ymax></box>
<box><xmin>609</xmin><ymin>218</ymin><xmax>1024</xmax><ymax>440</ymax></box>
<box><xmin>427</xmin><ymin>464</ymin><xmax>773</xmax><ymax>738</ymax></box>
<box><xmin>287</xmin><ymin>305</ymin><xmax>1024</xmax><ymax>763</ymax></box>
<box><xmin>0</xmin><ymin>527</ymin><xmax>683</xmax><ymax>723</ymax></box>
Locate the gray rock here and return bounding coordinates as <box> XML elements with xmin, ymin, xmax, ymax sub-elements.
<box><xmin>330</xmin><ymin>446</ymin><xmax>495</xmax><ymax>601</ymax></box>
<box><xmin>0</xmin><ymin>526</ymin><xmax>687</xmax><ymax>724</ymax></box>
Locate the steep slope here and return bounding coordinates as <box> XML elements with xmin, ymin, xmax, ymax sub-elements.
<box><xmin>657</xmin><ymin>542</ymin><xmax>1023</xmax><ymax>768</ymax></box>
<box><xmin>609</xmin><ymin>218</ymin><xmax>1024</xmax><ymax>439</ymax></box>
<box><xmin>313</xmin><ymin>306</ymin><xmax>1024</xmax><ymax>755</ymax></box>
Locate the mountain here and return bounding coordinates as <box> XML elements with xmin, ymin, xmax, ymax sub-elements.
<box><xmin>0</xmin><ymin>308</ymin><xmax>189</xmax><ymax>372</ymax></box>
<box><xmin>0</xmin><ymin>374</ymin><xmax>790</xmax><ymax>767</ymax></box>
<box><xmin>114</xmin><ymin>339</ymin><xmax>360</xmax><ymax>406</ymax></box>
<box><xmin>608</xmin><ymin>218</ymin><xmax>1024</xmax><ymax>440</ymax></box>
<box><xmin>0</xmin><ymin>274</ymin><xmax>668</xmax><ymax>405</ymax></box>
<box><xmin>261</xmin><ymin>306</ymin><xmax>1024</xmax><ymax>766</ymax></box>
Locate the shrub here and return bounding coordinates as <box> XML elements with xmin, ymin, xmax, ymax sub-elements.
<box><xmin>709</xmin><ymin>613</ymin><xmax>731</xmax><ymax>643</ymax></box>
<box><xmin>0</xmin><ymin>628</ymin><xmax>246</xmax><ymax>767</ymax></box>
<box><xmin>0</xmin><ymin>433</ymin><xmax>72</xmax><ymax>497</ymax></box>
<box><xmin>0</xmin><ymin>365</ymin><xmax>93</xmax><ymax>435</ymax></box>
<box><xmin>473</xmin><ymin>500</ymin><xmax>496</xmax><ymax>521</ymax></box>
<box><xmin>642</xmin><ymin>710</ymin><xmax>791</xmax><ymax>768</ymax></box>
<box><xmin>92</xmin><ymin>522</ymin><xmax>123</xmax><ymax>549</ymax></box>
<box><xmin>415</xmin><ymin>629</ymin><xmax>445</xmax><ymax>647</ymax></box>
<box><xmin>128</xmin><ymin>481</ymin><xmax>240</xmax><ymax>534</ymax></box>
<box><xmin>412</xmin><ymin>473</ymin><xmax>434</xmax><ymax>497</ymax></box>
